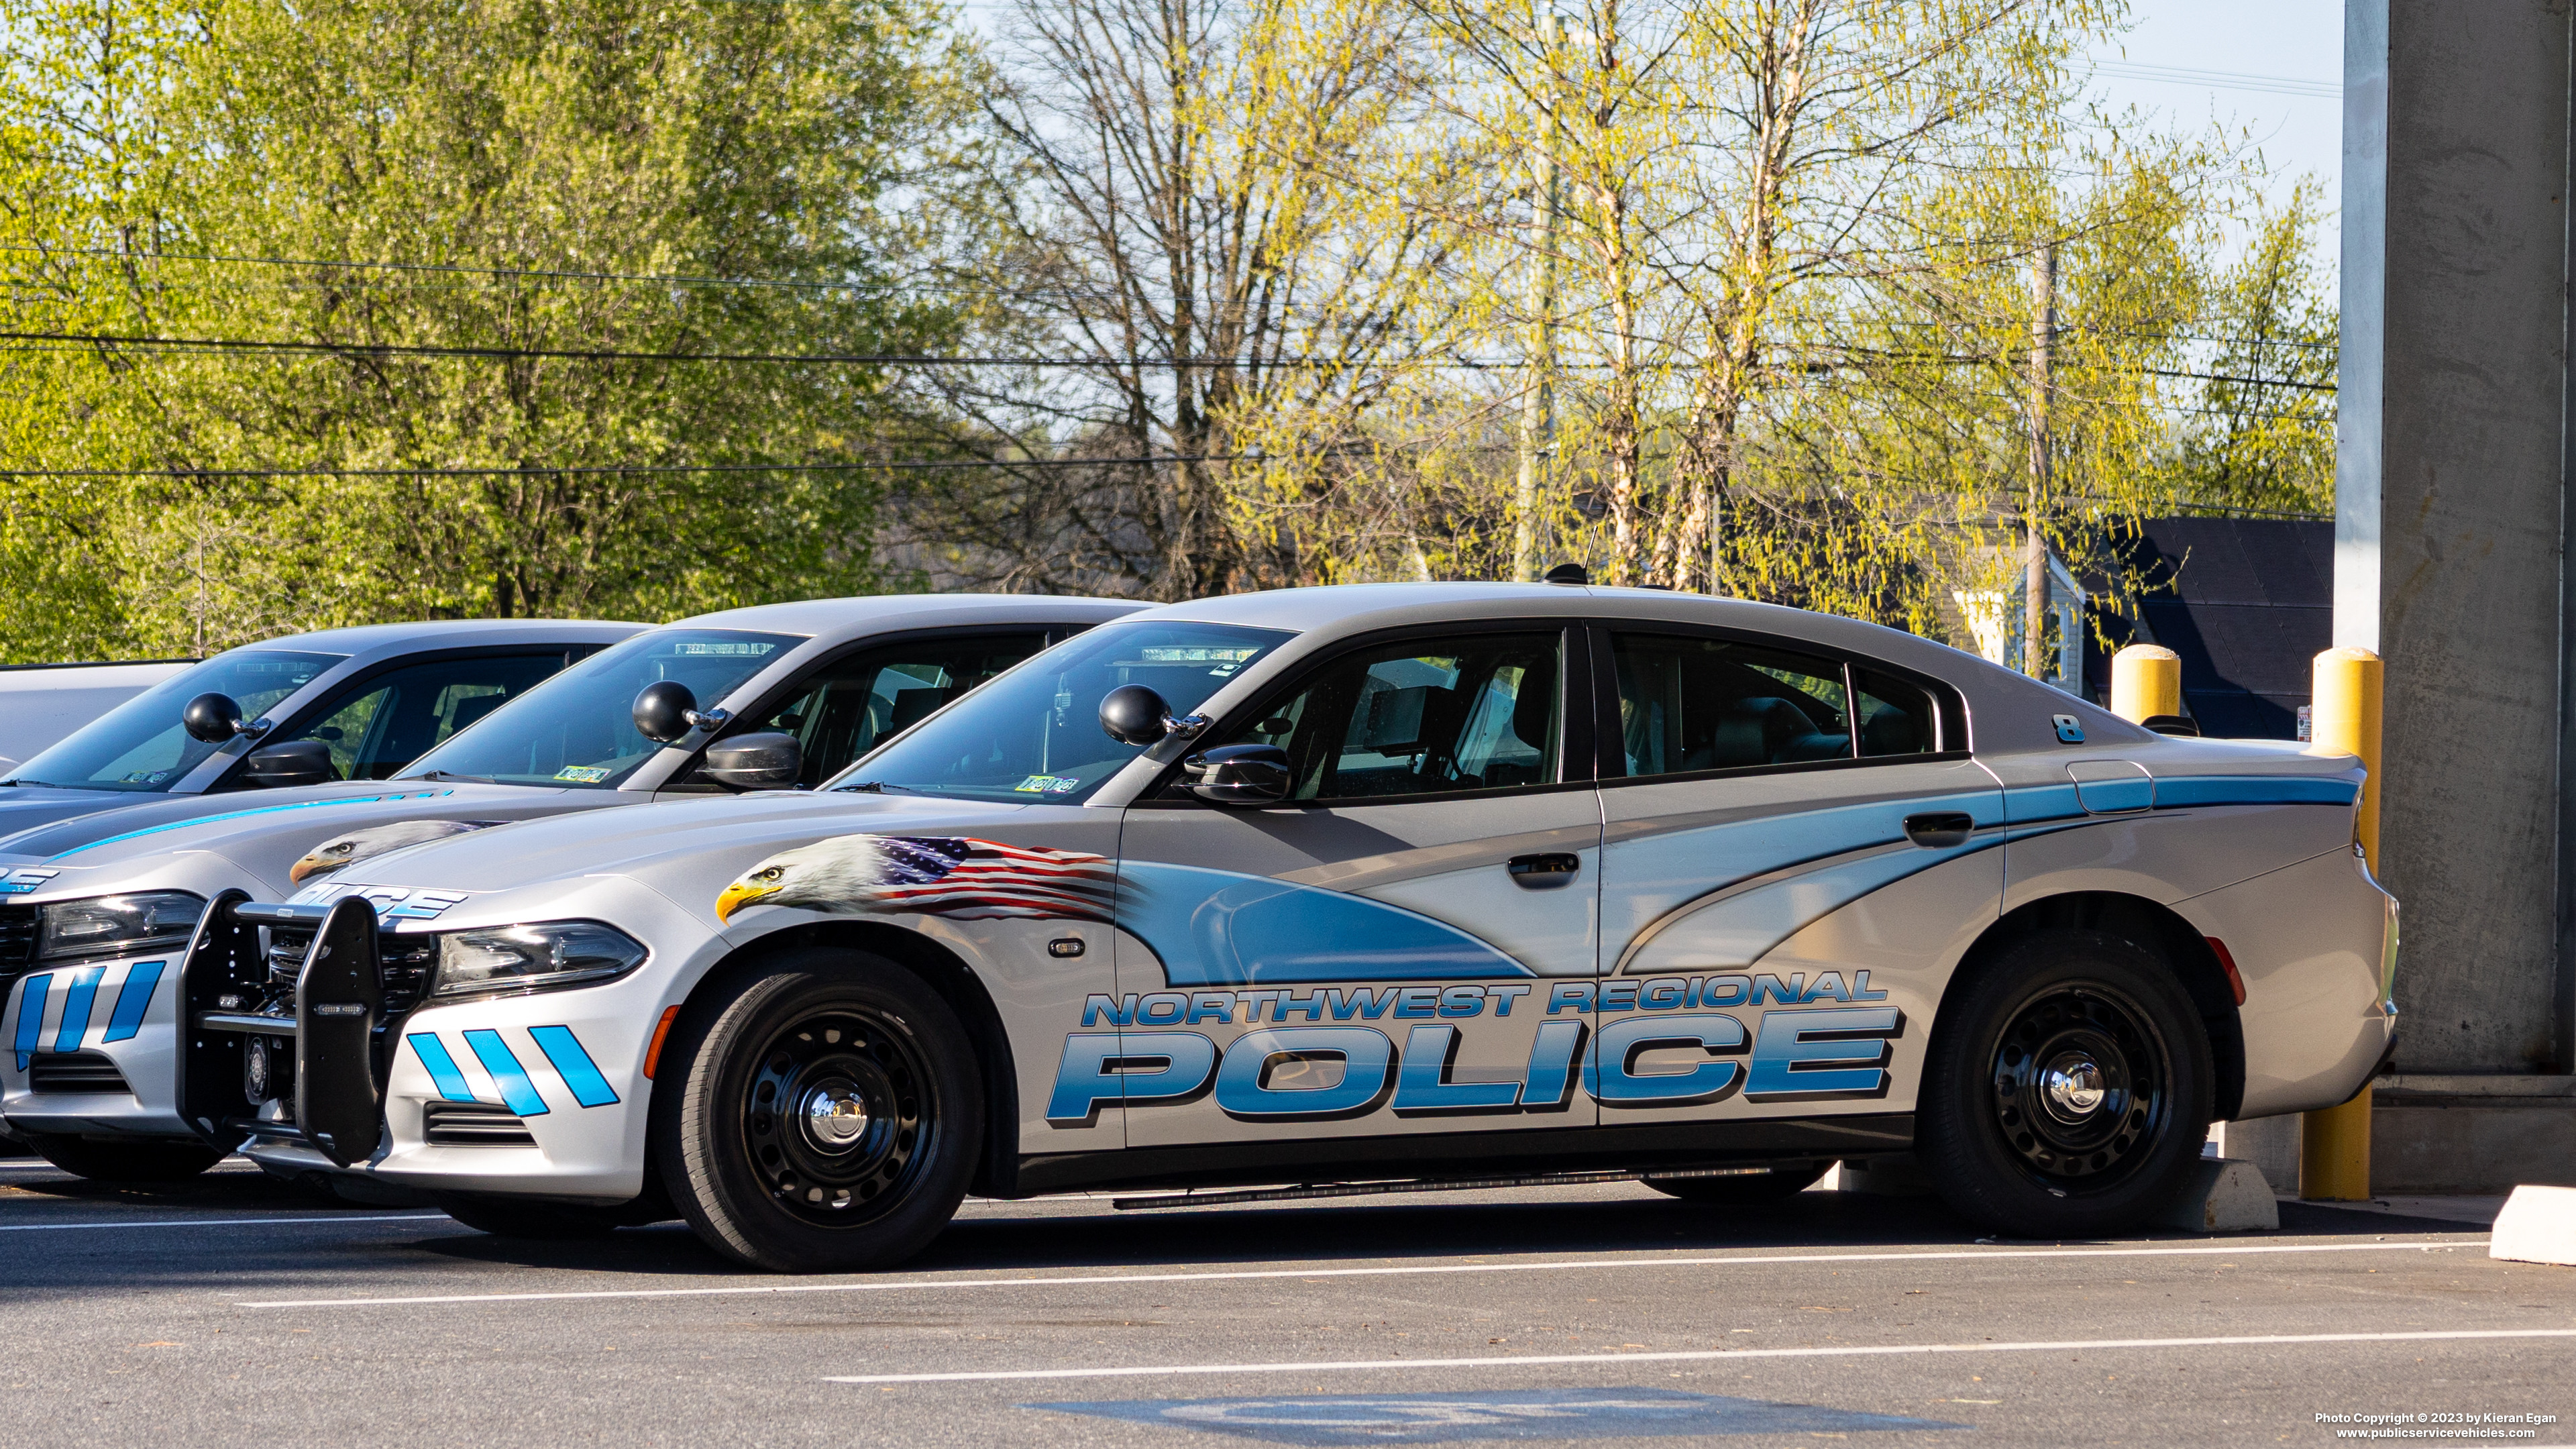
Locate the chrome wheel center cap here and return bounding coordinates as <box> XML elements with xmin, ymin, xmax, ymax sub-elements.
<box><xmin>2042</xmin><ymin>1057</ymin><xmax>2108</xmax><ymax>1118</ymax></box>
<box><xmin>800</xmin><ymin>1081</ymin><xmax>871</xmax><ymax>1150</ymax></box>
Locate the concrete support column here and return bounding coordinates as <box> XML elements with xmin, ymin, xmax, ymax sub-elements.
<box><xmin>2341</xmin><ymin>0</ymin><xmax>2571</xmax><ymax>1079</ymax></box>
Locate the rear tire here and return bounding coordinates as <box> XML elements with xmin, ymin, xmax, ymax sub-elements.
<box><xmin>435</xmin><ymin>1193</ymin><xmax>625</xmax><ymax>1240</ymax></box>
<box><xmin>1644</xmin><ymin>1162</ymin><xmax>1832</xmax><ymax>1204</ymax></box>
<box><xmin>1919</xmin><ymin>927</ymin><xmax>2214</xmax><ymax>1238</ymax></box>
<box><xmin>23</xmin><ymin>1133</ymin><xmax>223</xmax><ymax>1183</ymax></box>
<box><xmin>653</xmin><ymin>948</ymin><xmax>982</xmax><ymax>1273</ymax></box>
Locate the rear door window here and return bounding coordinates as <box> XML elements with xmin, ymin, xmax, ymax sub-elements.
<box><xmin>1609</xmin><ymin>633</ymin><xmax>1856</xmax><ymax>779</ymax></box>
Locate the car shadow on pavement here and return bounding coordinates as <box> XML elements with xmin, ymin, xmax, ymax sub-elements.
<box><xmin>0</xmin><ymin>1158</ymin><xmax>2493</xmax><ymax>1299</ymax></box>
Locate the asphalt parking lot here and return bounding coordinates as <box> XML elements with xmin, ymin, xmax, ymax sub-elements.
<box><xmin>0</xmin><ymin>1158</ymin><xmax>2566</xmax><ymax>1448</ymax></box>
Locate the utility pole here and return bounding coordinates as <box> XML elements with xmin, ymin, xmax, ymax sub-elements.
<box><xmin>1510</xmin><ymin>7</ymin><xmax>1560</xmax><ymax>583</ymax></box>
<box><xmin>2023</xmin><ymin>241</ymin><xmax>2054</xmax><ymax>680</ymax></box>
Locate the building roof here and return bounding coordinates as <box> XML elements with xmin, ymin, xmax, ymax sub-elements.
<box><xmin>2084</xmin><ymin>517</ymin><xmax>2332</xmax><ymax>739</ymax></box>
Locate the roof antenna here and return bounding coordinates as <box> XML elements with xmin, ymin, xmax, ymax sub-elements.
<box><xmin>1542</xmin><ymin>562</ymin><xmax>1589</xmax><ymax>586</ymax></box>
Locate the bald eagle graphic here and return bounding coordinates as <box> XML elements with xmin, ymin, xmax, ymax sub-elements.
<box><xmin>714</xmin><ymin>835</ymin><xmax>1117</xmax><ymax>924</ymax></box>
<box><xmin>289</xmin><ymin>819</ymin><xmax>501</xmax><ymax>883</ymax></box>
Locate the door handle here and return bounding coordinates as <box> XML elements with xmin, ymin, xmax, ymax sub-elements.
<box><xmin>1903</xmin><ymin>812</ymin><xmax>1975</xmax><ymax>849</ymax></box>
<box><xmin>1506</xmin><ymin>853</ymin><xmax>1582</xmax><ymax>888</ymax></box>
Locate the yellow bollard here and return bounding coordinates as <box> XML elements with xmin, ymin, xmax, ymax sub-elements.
<box><xmin>2110</xmin><ymin>644</ymin><xmax>2182</xmax><ymax>724</ymax></box>
<box><xmin>2302</xmin><ymin>646</ymin><xmax>2383</xmax><ymax>1201</ymax></box>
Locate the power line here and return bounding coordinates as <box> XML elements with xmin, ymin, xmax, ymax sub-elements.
<box><xmin>0</xmin><ymin>453</ymin><xmax>1293</xmax><ymax>480</ymax></box>
<box><xmin>0</xmin><ymin>329</ymin><xmax>1298</xmax><ymax>369</ymax></box>
<box><xmin>2089</xmin><ymin>60</ymin><xmax>2340</xmax><ymax>101</ymax></box>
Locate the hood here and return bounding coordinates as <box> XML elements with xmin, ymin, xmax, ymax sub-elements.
<box><xmin>301</xmin><ymin>790</ymin><xmax>1113</xmax><ymax>941</ymax></box>
<box><xmin>0</xmin><ymin>784</ymin><xmax>128</xmax><ymax>840</ymax></box>
<box><xmin>0</xmin><ymin>779</ymin><xmax>611</xmax><ymax>904</ymax></box>
<box><xmin>315</xmin><ymin>790</ymin><xmax>1039</xmax><ymax>896</ymax></box>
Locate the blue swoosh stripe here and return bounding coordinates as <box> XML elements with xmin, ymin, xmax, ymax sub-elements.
<box><xmin>2149</xmin><ymin>774</ymin><xmax>2360</xmax><ymax>808</ymax></box>
<box><xmin>11</xmin><ymin>973</ymin><xmax>50</xmax><ymax>1071</ymax></box>
<box><xmin>527</xmin><ymin>1026</ymin><xmax>619</xmax><ymax>1108</ymax></box>
<box><xmin>52</xmin><ymin>966</ymin><xmax>103</xmax><ymax>1053</ymax></box>
<box><xmin>407</xmin><ymin>1032</ymin><xmax>478</xmax><ymax>1103</ymax></box>
<box><xmin>48</xmin><ymin>788</ymin><xmax>458</xmax><ymax>859</ymax></box>
<box><xmin>461</xmin><ymin>1028</ymin><xmax>549</xmax><ymax>1117</ymax></box>
<box><xmin>1116</xmin><ymin>861</ymin><xmax>1534</xmax><ymax>986</ymax></box>
<box><xmin>101</xmin><ymin>962</ymin><xmax>163</xmax><ymax>1042</ymax></box>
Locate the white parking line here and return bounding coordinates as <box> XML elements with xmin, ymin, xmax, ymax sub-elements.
<box><xmin>0</xmin><ymin>1214</ymin><xmax>449</xmax><ymax>1233</ymax></box>
<box><xmin>822</xmin><ymin>1328</ymin><xmax>2576</xmax><ymax>1385</ymax></box>
<box><xmin>235</xmin><ymin>1238</ymin><xmax>2474</xmax><ymax>1309</ymax></box>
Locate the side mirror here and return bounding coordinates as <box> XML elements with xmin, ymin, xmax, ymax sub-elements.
<box><xmin>1099</xmin><ymin>684</ymin><xmax>1174</xmax><ymax>745</ymax></box>
<box><xmin>1183</xmin><ymin>743</ymin><xmax>1291</xmax><ymax>806</ymax></box>
<box><xmin>633</xmin><ymin>681</ymin><xmax>729</xmax><ymax>745</ymax></box>
<box><xmin>241</xmin><ymin>738</ymin><xmax>336</xmax><ymax>788</ymax></box>
<box><xmin>703</xmin><ymin>732</ymin><xmax>803</xmax><ymax>790</ymax></box>
<box><xmin>183</xmin><ymin>692</ymin><xmax>264</xmax><ymax>744</ymax></box>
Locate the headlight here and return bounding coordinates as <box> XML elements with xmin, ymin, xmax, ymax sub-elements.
<box><xmin>431</xmin><ymin>921</ymin><xmax>647</xmax><ymax>1000</ymax></box>
<box><xmin>36</xmin><ymin>892</ymin><xmax>205</xmax><ymax>962</ymax></box>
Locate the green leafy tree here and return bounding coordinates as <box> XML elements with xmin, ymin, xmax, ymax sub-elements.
<box><xmin>0</xmin><ymin>0</ymin><xmax>982</xmax><ymax>657</ymax></box>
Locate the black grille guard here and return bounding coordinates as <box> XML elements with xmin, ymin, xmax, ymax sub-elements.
<box><xmin>178</xmin><ymin>894</ymin><xmax>390</xmax><ymax>1168</ymax></box>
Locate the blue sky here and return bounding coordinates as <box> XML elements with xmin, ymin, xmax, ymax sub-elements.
<box><xmin>2084</xmin><ymin>0</ymin><xmax>2343</xmax><ymax>258</ymax></box>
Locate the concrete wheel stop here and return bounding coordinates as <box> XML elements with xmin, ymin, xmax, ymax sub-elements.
<box><xmin>2155</xmin><ymin>1158</ymin><xmax>2279</xmax><ymax>1233</ymax></box>
<box><xmin>2488</xmin><ymin>1185</ymin><xmax>2576</xmax><ymax>1266</ymax></box>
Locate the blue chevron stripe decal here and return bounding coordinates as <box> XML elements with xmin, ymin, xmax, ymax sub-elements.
<box><xmin>527</xmin><ymin>1026</ymin><xmax>619</xmax><ymax>1108</ymax></box>
<box><xmin>52</xmin><ymin>966</ymin><xmax>103</xmax><ymax>1053</ymax></box>
<box><xmin>47</xmin><ymin>788</ymin><xmax>458</xmax><ymax>859</ymax></box>
<box><xmin>407</xmin><ymin>1032</ymin><xmax>478</xmax><ymax>1103</ymax></box>
<box><xmin>11</xmin><ymin>973</ymin><xmax>48</xmax><ymax>1071</ymax></box>
<box><xmin>461</xmin><ymin>1028</ymin><xmax>549</xmax><ymax>1116</ymax></box>
<box><xmin>101</xmin><ymin>961</ymin><xmax>163</xmax><ymax>1042</ymax></box>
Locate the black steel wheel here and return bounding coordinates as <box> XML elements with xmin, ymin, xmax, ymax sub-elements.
<box><xmin>1920</xmin><ymin>927</ymin><xmax>2214</xmax><ymax>1238</ymax></box>
<box><xmin>1986</xmin><ymin>983</ymin><xmax>2168</xmax><ymax>1190</ymax></box>
<box><xmin>654</xmin><ymin>947</ymin><xmax>981</xmax><ymax>1273</ymax></box>
<box><xmin>740</xmin><ymin>1002</ymin><xmax>934</xmax><ymax>1226</ymax></box>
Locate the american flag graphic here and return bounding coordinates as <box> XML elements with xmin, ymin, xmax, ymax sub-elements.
<box><xmin>865</xmin><ymin>836</ymin><xmax>1118</xmax><ymax>922</ymax></box>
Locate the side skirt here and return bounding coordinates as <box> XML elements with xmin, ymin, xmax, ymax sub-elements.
<box><xmin>1010</xmin><ymin>1114</ymin><xmax>1915</xmax><ymax>1197</ymax></box>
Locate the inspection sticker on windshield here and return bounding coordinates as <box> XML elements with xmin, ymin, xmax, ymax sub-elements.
<box><xmin>1014</xmin><ymin>775</ymin><xmax>1081</xmax><ymax>794</ymax></box>
<box><xmin>553</xmin><ymin>765</ymin><xmax>612</xmax><ymax>784</ymax></box>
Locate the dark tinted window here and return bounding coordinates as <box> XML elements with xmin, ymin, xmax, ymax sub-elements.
<box><xmin>1610</xmin><ymin>633</ymin><xmax>1854</xmax><ymax>778</ymax></box>
<box><xmin>1854</xmin><ymin>667</ymin><xmax>1939</xmax><ymax>757</ymax></box>
<box><xmin>718</xmin><ymin>634</ymin><xmax>1046</xmax><ymax>788</ymax></box>
<box><xmin>1225</xmin><ymin>633</ymin><xmax>1560</xmax><ymax>801</ymax></box>
<box><xmin>264</xmin><ymin>652</ymin><xmax>572</xmax><ymax>782</ymax></box>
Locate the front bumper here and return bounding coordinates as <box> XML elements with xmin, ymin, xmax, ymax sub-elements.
<box><xmin>3</xmin><ymin>949</ymin><xmax>192</xmax><ymax>1138</ymax></box>
<box><xmin>184</xmin><ymin>894</ymin><xmax>673</xmax><ymax>1203</ymax></box>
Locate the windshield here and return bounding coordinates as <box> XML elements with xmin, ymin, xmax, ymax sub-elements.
<box><xmin>839</xmin><ymin>621</ymin><xmax>1293</xmax><ymax>803</ymax></box>
<box><xmin>400</xmin><ymin>629</ymin><xmax>800</xmax><ymax>788</ymax></box>
<box><xmin>5</xmin><ymin>651</ymin><xmax>340</xmax><ymax>792</ymax></box>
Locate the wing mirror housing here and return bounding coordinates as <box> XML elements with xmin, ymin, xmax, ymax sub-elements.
<box><xmin>241</xmin><ymin>738</ymin><xmax>336</xmax><ymax>788</ymax></box>
<box><xmin>1183</xmin><ymin>743</ymin><xmax>1291</xmax><ymax>806</ymax></box>
<box><xmin>1099</xmin><ymin>684</ymin><xmax>1214</xmax><ymax>751</ymax></box>
<box><xmin>183</xmin><ymin>692</ymin><xmax>270</xmax><ymax>744</ymax></box>
<box><xmin>703</xmin><ymin>732</ymin><xmax>803</xmax><ymax>790</ymax></box>
<box><xmin>633</xmin><ymin>681</ymin><xmax>731</xmax><ymax>745</ymax></box>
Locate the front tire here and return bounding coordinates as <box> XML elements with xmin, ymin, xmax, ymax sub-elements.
<box><xmin>1919</xmin><ymin>927</ymin><xmax>2214</xmax><ymax>1238</ymax></box>
<box><xmin>654</xmin><ymin>949</ymin><xmax>982</xmax><ymax>1273</ymax></box>
<box><xmin>23</xmin><ymin>1133</ymin><xmax>224</xmax><ymax>1183</ymax></box>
